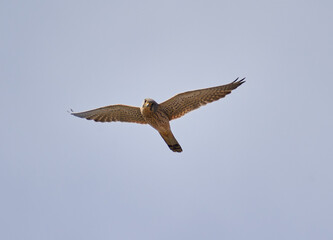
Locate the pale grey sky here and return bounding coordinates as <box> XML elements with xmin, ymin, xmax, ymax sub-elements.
<box><xmin>1</xmin><ymin>0</ymin><xmax>332</xmax><ymax>239</ymax></box>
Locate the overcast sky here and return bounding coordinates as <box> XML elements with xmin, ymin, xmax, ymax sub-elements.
<box><xmin>1</xmin><ymin>0</ymin><xmax>332</xmax><ymax>239</ymax></box>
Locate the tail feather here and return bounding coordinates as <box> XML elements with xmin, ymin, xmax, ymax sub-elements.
<box><xmin>160</xmin><ymin>132</ymin><xmax>183</xmax><ymax>153</ymax></box>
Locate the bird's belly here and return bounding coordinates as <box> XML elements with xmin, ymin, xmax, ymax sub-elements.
<box><xmin>143</xmin><ymin>111</ymin><xmax>170</xmax><ymax>133</ymax></box>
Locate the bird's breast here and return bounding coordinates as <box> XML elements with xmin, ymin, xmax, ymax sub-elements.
<box><xmin>141</xmin><ymin>108</ymin><xmax>170</xmax><ymax>132</ymax></box>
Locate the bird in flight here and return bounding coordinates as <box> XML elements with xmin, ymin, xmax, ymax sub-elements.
<box><xmin>71</xmin><ymin>78</ymin><xmax>245</xmax><ymax>152</ymax></box>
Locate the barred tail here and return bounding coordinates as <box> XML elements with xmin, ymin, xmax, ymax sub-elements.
<box><xmin>160</xmin><ymin>132</ymin><xmax>183</xmax><ymax>153</ymax></box>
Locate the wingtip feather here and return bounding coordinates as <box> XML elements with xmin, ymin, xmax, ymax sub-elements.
<box><xmin>232</xmin><ymin>77</ymin><xmax>246</xmax><ymax>86</ymax></box>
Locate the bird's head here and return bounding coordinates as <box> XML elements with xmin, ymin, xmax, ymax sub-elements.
<box><xmin>142</xmin><ymin>98</ymin><xmax>158</xmax><ymax>112</ymax></box>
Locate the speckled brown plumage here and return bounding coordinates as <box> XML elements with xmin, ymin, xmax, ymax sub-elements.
<box><xmin>71</xmin><ymin>105</ymin><xmax>146</xmax><ymax>124</ymax></box>
<box><xmin>160</xmin><ymin>78</ymin><xmax>245</xmax><ymax>120</ymax></box>
<box><xmin>71</xmin><ymin>78</ymin><xmax>245</xmax><ymax>152</ymax></box>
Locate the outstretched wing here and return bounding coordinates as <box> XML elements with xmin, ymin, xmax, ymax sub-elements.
<box><xmin>71</xmin><ymin>104</ymin><xmax>147</xmax><ymax>124</ymax></box>
<box><xmin>160</xmin><ymin>78</ymin><xmax>245</xmax><ymax>120</ymax></box>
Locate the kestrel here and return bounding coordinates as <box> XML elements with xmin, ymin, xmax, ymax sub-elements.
<box><xmin>71</xmin><ymin>78</ymin><xmax>245</xmax><ymax>152</ymax></box>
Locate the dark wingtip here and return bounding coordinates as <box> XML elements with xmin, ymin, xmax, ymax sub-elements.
<box><xmin>233</xmin><ymin>77</ymin><xmax>246</xmax><ymax>85</ymax></box>
<box><xmin>68</xmin><ymin>109</ymin><xmax>82</xmax><ymax>118</ymax></box>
